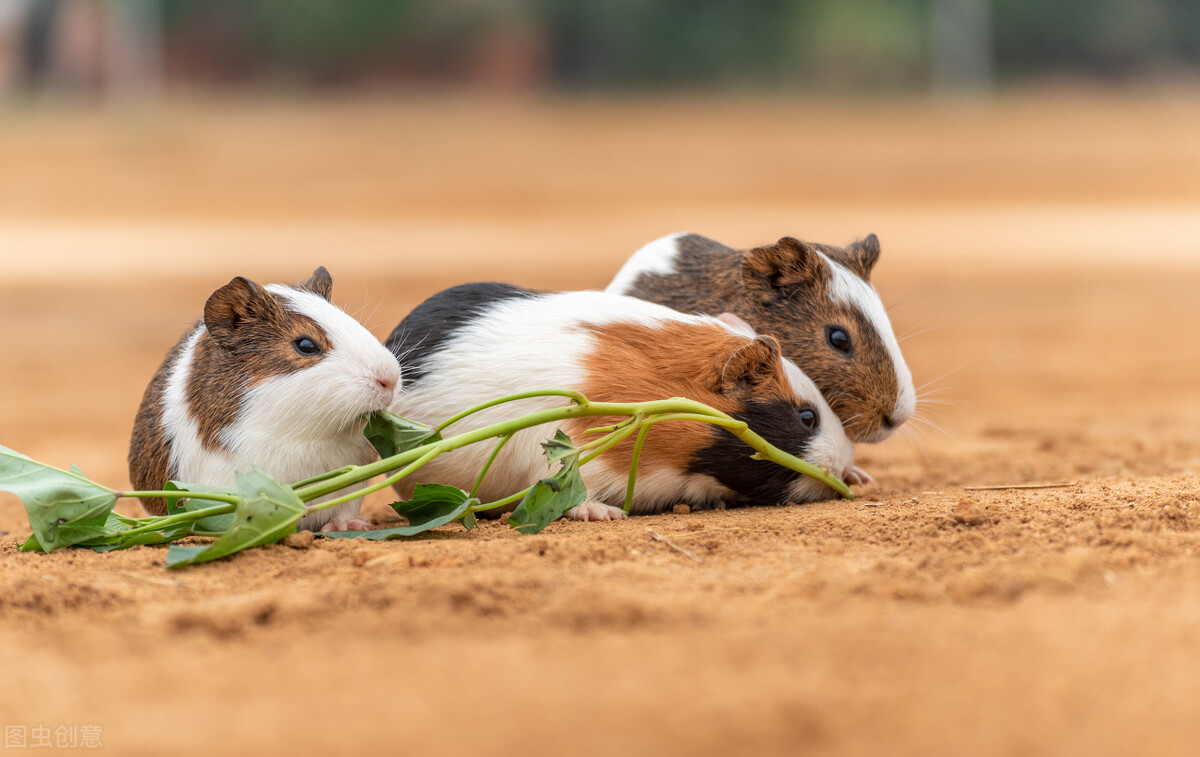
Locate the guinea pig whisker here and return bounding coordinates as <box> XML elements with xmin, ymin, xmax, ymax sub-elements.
<box><xmin>915</xmin><ymin>386</ymin><xmax>952</xmax><ymax>397</ymax></box>
<box><xmin>881</xmin><ymin>289</ymin><xmax>927</xmax><ymax>312</ymax></box>
<box><xmin>907</xmin><ymin>412</ymin><xmax>957</xmax><ymax>443</ymax></box>
<box><xmin>839</xmin><ymin>412</ymin><xmax>865</xmax><ymax>429</ymax></box>
<box><xmin>898</xmin><ymin>324</ymin><xmax>943</xmax><ymax>344</ymax></box>
<box><xmin>913</xmin><ymin>363</ymin><xmax>965</xmax><ymax>394</ymax></box>
<box><xmin>357</xmin><ymin>295</ymin><xmax>387</xmax><ymax>335</ymax></box>
<box><xmin>391</xmin><ymin>333</ymin><xmax>432</xmax><ymax>365</ymax></box>
<box><xmin>897</xmin><ymin>424</ymin><xmax>932</xmax><ymax>466</ymax></box>
<box><xmin>913</xmin><ymin>398</ymin><xmax>954</xmax><ymax>407</ymax></box>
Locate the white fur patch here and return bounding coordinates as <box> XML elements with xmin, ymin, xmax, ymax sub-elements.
<box><xmin>716</xmin><ymin>312</ymin><xmax>757</xmax><ymax>338</ymax></box>
<box><xmin>606</xmin><ymin>232</ymin><xmax>688</xmax><ymax>295</ymax></box>
<box><xmin>823</xmin><ymin>256</ymin><xmax>916</xmax><ymax>437</ymax></box>
<box><xmin>162</xmin><ymin>327</ymin><xmax>236</xmax><ymax>489</ymax></box>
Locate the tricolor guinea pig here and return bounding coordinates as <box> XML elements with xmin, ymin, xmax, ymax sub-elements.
<box><xmin>384</xmin><ymin>284</ymin><xmax>855</xmax><ymax>521</ymax></box>
<box><xmin>607</xmin><ymin>233</ymin><xmax>915</xmax><ymax>446</ymax></box>
<box><xmin>127</xmin><ymin>267</ymin><xmax>402</xmax><ymax>532</ymax></box>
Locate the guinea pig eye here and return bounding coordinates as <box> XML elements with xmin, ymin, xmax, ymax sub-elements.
<box><xmin>825</xmin><ymin>326</ymin><xmax>852</xmax><ymax>355</ymax></box>
<box><xmin>293</xmin><ymin>337</ymin><xmax>321</xmax><ymax>356</ymax></box>
<box><xmin>796</xmin><ymin>408</ymin><xmax>817</xmax><ymax>430</ymax></box>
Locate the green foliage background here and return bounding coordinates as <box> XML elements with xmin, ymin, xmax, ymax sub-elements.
<box><xmin>157</xmin><ymin>0</ymin><xmax>1200</xmax><ymax>88</ymax></box>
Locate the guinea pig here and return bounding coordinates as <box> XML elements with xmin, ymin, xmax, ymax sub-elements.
<box><xmin>384</xmin><ymin>283</ymin><xmax>856</xmax><ymax>521</ymax></box>
<box><xmin>606</xmin><ymin>233</ymin><xmax>915</xmax><ymax>446</ymax></box>
<box><xmin>127</xmin><ymin>267</ymin><xmax>402</xmax><ymax>532</ymax></box>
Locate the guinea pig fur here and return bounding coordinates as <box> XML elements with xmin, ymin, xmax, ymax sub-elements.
<box><xmin>385</xmin><ymin>284</ymin><xmax>855</xmax><ymax>521</ymax></box>
<box><xmin>127</xmin><ymin>267</ymin><xmax>402</xmax><ymax>532</ymax></box>
<box><xmin>607</xmin><ymin>232</ymin><xmax>915</xmax><ymax>445</ymax></box>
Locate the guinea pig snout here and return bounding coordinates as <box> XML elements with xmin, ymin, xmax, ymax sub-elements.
<box><xmin>366</xmin><ymin>362</ymin><xmax>402</xmax><ymax>404</ymax></box>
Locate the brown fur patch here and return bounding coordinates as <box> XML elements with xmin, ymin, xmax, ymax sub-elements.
<box><xmin>564</xmin><ymin>321</ymin><xmax>791</xmax><ymax>476</ymax></box>
<box><xmin>298</xmin><ymin>266</ymin><xmax>333</xmax><ymax>300</ymax></box>
<box><xmin>128</xmin><ymin>332</ymin><xmax>187</xmax><ymax>515</ymax></box>
<box><xmin>621</xmin><ymin>233</ymin><xmax>899</xmax><ymax>441</ymax></box>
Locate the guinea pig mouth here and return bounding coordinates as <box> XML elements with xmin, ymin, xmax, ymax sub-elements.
<box><xmin>367</xmin><ymin>383</ymin><xmax>397</xmax><ymax>408</ymax></box>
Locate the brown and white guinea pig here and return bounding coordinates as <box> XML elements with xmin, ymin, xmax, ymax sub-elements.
<box><xmin>384</xmin><ymin>283</ymin><xmax>855</xmax><ymax>521</ymax></box>
<box><xmin>606</xmin><ymin>233</ymin><xmax>915</xmax><ymax>446</ymax></box>
<box><xmin>127</xmin><ymin>267</ymin><xmax>402</xmax><ymax>532</ymax></box>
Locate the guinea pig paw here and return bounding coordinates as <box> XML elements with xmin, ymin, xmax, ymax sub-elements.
<box><xmin>844</xmin><ymin>466</ymin><xmax>874</xmax><ymax>486</ymax></box>
<box><xmin>565</xmin><ymin>500</ymin><xmax>629</xmax><ymax>522</ymax></box>
<box><xmin>321</xmin><ymin>516</ymin><xmax>373</xmax><ymax>533</ymax></box>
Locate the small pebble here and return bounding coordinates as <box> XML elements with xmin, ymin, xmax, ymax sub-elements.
<box><xmin>952</xmin><ymin>499</ymin><xmax>987</xmax><ymax>526</ymax></box>
<box><xmin>672</xmin><ymin>504</ymin><xmax>691</xmax><ymax>515</ymax></box>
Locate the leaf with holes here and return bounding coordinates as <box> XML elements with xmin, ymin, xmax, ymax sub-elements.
<box><xmin>0</xmin><ymin>446</ymin><xmax>121</xmax><ymax>551</ymax></box>
<box><xmin>506</xmin><ymin>432</ymin><xmax>587</xmax><ymax>534</ymax></box>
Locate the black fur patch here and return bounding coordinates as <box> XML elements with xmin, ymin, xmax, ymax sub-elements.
<box><xmin>386</xmin><ymin>282</ymin><xmax>537</xmax><ymax>385</ymax></box>
<box><xmin>687</xmin><ymin>399</ymin><xmax>818</xmax><ymax>506</ymax></box>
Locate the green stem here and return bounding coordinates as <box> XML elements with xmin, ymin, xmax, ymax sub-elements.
<box><xmin>117</xmin><ymin>489</ymin><xmax>240</xmax><ymax>505</ymax></box>
<box><xmin>472</xmin><ymin>485</ymin><xmax>531</xmax><ymax>513</ymax></box>
<box><xmin>433</xmin><ymin>389</ymin><xmax>587</xmax><ymax>435</ymax></box>
<box><xmin>624</xmin><ymin>424</ymin><xmax>652</xmax><ymax>514</ymax></box>
<box><xmin>290</xmin><ymin>466</ymin><xmax>354</xmax><ymax>489</ymax></box>
<box><xmin>575</xmin><ymin>416</ymin><xmax>638</xmax><ymax>453</ymax></box>
<box><xmin>305</xmin><ymin>446</ymin><xmax>444</xmax><ymax>514</ymax></box>
<box><xmin>579</xmin><ymin>419</ymin><xmax>642</xmax><ymax>465</ymax></box>
<box><xmin>470</xmin><ymin>433</ymin><xmax>512</xmax><ymax>498</ymax></box>
<box><xmin>743</xmin><ymin>429</ymin><xmax>853</xmax><ymax>498</ymax></box>
<box><xmin>471</xmin><ymin>416</ymin><xmax>647</xmax><ymax>516</ymax></box>
<box><xmin>293</xmin><ymin>397</ymin><xmax>735</xmax><ymax>505</ymax></box>
<box><xmin>117</xmin><ymin>503</ymin><xmax>235</xmax><ymax>539</ymax></box>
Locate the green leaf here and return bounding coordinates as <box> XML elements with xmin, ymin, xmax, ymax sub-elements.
<box><xmin>165</xmin><ymin>469</ymin><xmax>305</xmax><ymax>568</ymax></box>
<box><xmin>319</xmin><ymin>484</ymin><xmax>478</xmax><ymax>540</ymax></box>
<box><xmin>540</xmin><ymin>430</ymin><xmax>579</xmax><ymax>465</ymax></box>
<box><xmin>0</xmin><ymin>445</ymin><xmax>120</xmax><ymax>551</ymax></box>
<box><xmin>163</xmin><ymin>481</ymin><xmax>236</xmax><ymax>532</ymax></box>
<box><xmin>364</xmin><ymin>410</ymin><xmax>441</xmax><ymax>459</ymax></box>
<box><xmin>391</xmin><ymin>483</ymin><xmax>477</xmax><ymax>529</ymax></box>
<box><xmin>506</xmin><ymin>432</ymin><xmax>587</xmax><ymax>534</ymax></box>
<box><xmin>19</xmin><ymin>534</ymin><xmax>44</xmax><ymax>552</ymax></box>
<box><xmin>462</xmin><ymin>511</ymin><xmax>478</xmax><ymax>531</ymax></box>
<box><xmin>165</xmin><ymin>545</ymin><xmax>208</xmax><ymax>564</ymax></box>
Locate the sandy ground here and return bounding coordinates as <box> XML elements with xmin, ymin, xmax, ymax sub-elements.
<box><xmin>1</xmin><ymin>93</ymin><xmax>1200</xmax><ymax>755</ymax></box>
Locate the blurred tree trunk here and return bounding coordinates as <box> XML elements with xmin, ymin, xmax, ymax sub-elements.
<box><xmin>104</xmin><ymin>0</ymin><xmax>159</xmax><ymax>99</ymax></box>
<box><xmin>930</xmin><ymin>0</ymin><xmax>993</xmax><ymax>95</ymax></box>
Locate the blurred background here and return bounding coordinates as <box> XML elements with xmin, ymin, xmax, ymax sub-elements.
<box><xmin>0</xmin><ymin>0</ymin><xmax>1198</xmax><ymax>487</ymax></box>
<box><xmin>4</xmin><ymin>0</ymin><xmax>1200</xmax><ymax>95</ymax></box>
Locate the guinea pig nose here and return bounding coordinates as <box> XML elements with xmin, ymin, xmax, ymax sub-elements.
<box><xmin>375</xmin><ymin>374</ymin><xmax>396</xmax><ymax>393</ymax></box>
<box><xmin>881</xmin><ymin>413</ymin><xmax>896</xmax><ymax>430</ymax></box>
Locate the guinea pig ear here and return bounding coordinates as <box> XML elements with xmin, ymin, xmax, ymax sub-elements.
<box><xmin>720</xmin><ymin>335</ymin><xmax>782</xmax><ymax>394</ymax></box>
<box><xmin>204</xmin><ymin>276</ymin><xmax>283</xmax><ymax>346</ymax></box>
<box><xmin>843</xmin><ymin>234</ymin><xmax>881</xmax><ymax>280</ymax></box>
<box><xmin>300</xmin><ymin>266</ymin><xmax>333</xmax><ymax>301</ymax></box>
<box><xmin>741</xmin><ymin>237</ymin><xmax>826</xmax><ymax>306</ymax></box>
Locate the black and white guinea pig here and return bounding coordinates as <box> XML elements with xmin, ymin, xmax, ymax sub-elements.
<box><xmin>384</xmin><ymin>284</ymin><xmax>856</xmax><ymax>521</ymax></box>
<box><xmin>606</xmin><ymin>233</ymin><xmax>915</xmax><ymax>445</ymax></box>
<box><xmin>128</xmin><ymin>267</ymin><xmax>402</xmax><ymax>532</ymax></box>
